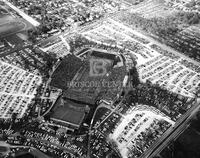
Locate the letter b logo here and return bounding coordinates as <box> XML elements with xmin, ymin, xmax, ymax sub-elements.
<box><xmin>90</xmin><ymin>59</ymin><xmax>109</xmax><ymax>77</ymax></box>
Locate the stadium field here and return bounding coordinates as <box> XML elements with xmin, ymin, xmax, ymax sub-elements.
<box><xmin>51</xmin><ymin>98</ymin><xmax>86</xmax><ymax>127</ymax></box>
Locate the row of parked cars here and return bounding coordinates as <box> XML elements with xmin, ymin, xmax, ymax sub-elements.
<box><xmin>0</xmin><ymin>61</ymin><xmax>42</xmax><ymax>119</ymax></box>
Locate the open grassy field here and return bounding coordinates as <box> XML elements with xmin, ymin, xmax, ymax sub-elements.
<box><xmin>0</xmin><ymin>21</ymin><xmax>25</xmax><ymax>37</ymax></box>
<box><xmin>0</xmin><ymin>4</ymin><xmax>32</xmax><ymax>38</ymax></box>
<box><xmin>0</xmin><ymin>6</ymin><xmax>24</xmax><ymax>37</ymax></box>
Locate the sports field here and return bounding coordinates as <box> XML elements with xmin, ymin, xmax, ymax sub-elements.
<box><xmin>51</xmin><ymin>98</ymin><xmax>86</xmax><ymax>127</ymax></box>
<box><xmin>0</xmin><ymin>4</ymin><xmax>29</xmax><ymax>37</ymax></box>
<box><xmin>0</xmin><ymin>21</ymin><xmax>25</xmax><ymax>37</ymax></box>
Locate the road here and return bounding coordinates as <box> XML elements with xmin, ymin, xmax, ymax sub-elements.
<box><xmin>141</xmin><ymin>97</ymin><xmax>200</xmax><ymax>158</ymax></box>
<box><xmin>106</xmin><ymin>17</ymin><xmax>200</xmax><ymax>67</ymax></box>
<box><xmin>89</xmin><ymin>15</ymin><xmax>200</xmax><ymax>157</ymax></box>
<box><xmin>101</xmin><ymin>14</ymin><xmax>200</xmax><ymax>158</ymax></box>
<box><xmin>25</xmin><ymin>136</ymin><xmax>77</xmax><ymax>155</ymax></box>
<box><xmin>1</xmin><ymin>3</ymin><xmax>199</xmax><ymax>158</ymax></box>
<box><xmin>3</xmin><ymin>132</ymin><xmax>78</xmax><ymax>157</ymax></box>
<box><xmin>86</xmin><ymin>82</ymin><xmax>130</xmax><ymax>158</ymax></box>
<box><xmin>0</xmin><ymin>43</ymin><xmax>31</xmax><ymax>57</ymax></box>
<box><xmin>11</xmin><ymin>145</ymin><xmax>51</xmax><ymax>158</ymax></box>
<box><xmin>3</xmin><ymin>0</ymin><xmax>40</xmax><ymax>27</ymax></box>
<box><xmin>40</xmin><ymin>60</ymin><xmax>62</xmax><ymax>117</ymax></box>
<box><xmin>86</xmin><ymin>100</ymin><xmax>120</xmax><ymax>158</ymax></box>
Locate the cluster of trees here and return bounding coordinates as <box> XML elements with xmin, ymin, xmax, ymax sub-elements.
<box><xmin>185</xmin><ymin>0</ymin><xmax>200</xmax><ymax>8</ymax></box>
<box><xmin>27</xmin><ymin>29</ymin><xmax>39</xmax><ymax>44</ymax></box>
<box><xmin>121</xmin><ymin>13</ymin><xmax>179</xmax><ymax>36</ymax></box>
<box><xmin>130</xmin><ymin>66</ymin><xmax>140</xmax><ymax>87</ymax></box>
<box><xmin>175</xmin><ymin>12</ymin><xmax>200</xmax><ymax>25</ymax></box>
<box><xmin>120</xmin><ymin>11</ymin><xmax>200</xmax><ymax>40</ymax></box>
<box><xmin>68</xmin><ymin>34</ymin><xmax>94</xmax><ymax>53</ymax></box>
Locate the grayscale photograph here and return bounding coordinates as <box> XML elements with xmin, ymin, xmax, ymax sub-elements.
<box><xmin>0</xmin><ymin>0</ymin><xmax>200</xmax><ymax>158</ymax></box>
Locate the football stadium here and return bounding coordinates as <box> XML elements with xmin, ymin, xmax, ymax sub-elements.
<box><xmin>1</xmin><ymin>0</ymin><xmax>200</xmax><ymax>158</ymax></box>
<box><xmin>64</xmin><ymin>48</ymin><xmax>123</xmax><ymax>104</ymax></box>
<box><xmin>50</xmin><ymin>48</ymin><xmax>127</xmax><ymax>129</ymax></box>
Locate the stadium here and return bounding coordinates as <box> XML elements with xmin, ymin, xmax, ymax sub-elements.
<box><xmin>49</xmin><ymin>48</ymin><xmax>128</xmax><ymax>130</ymax></box>
<box><xmin>1</xmin><ymin>0</ymin><xmax>200</xmax><ymax>158</ymax></box>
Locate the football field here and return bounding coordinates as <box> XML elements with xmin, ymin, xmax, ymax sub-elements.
<box><xmin>51</xmin><ymin>98</ymin><xmax>86</xmax><ymax>127</ymax></box>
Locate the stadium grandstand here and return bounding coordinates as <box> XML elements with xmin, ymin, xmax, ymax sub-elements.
<box><xmin>63</xmin><ymin>48</ymin><xmax>126</xmax><ymax>105</ymax></box>
<box><xmin>50</xmin><ymin>54</ymin><xmax>83</xmax><ymax>90</ymax></box>
<box><xmin>49</xmin><ymin>48</ymin><xmax>128</xmax><ymax>129</ymax></box>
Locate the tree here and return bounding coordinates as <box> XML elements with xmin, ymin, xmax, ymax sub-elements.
<box><xmin>11</xmin><ymin>113</ymin><xmax>17</xmax><ymax>123</ymax></box>
<box><xmin>185</xmin><ymin>0</ymin><xmax>196</xmax><ymax>8</ymax></box>
<box><xmin>188</xmin><ymin>13</ymin><xmax>200</xmax><ymax>24</ymax></box>
<box><xmin>53</xmin><ymin>126</ymin><xmax>59</xmax><ymax>133</ymax></box>
<box><xmin>27</xmin><ymin>29</ymin><xmax>38</xmax><ymax>43</ymax></box>
<box><xmin>1</xmin><ymin>131</ymin><xmax>8</xmax><ymax>141</ymax></box>
<box><xmin>59</xmin><ymin>135</ymin><xmax>65</xmax><ymax>143</ymax></box>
